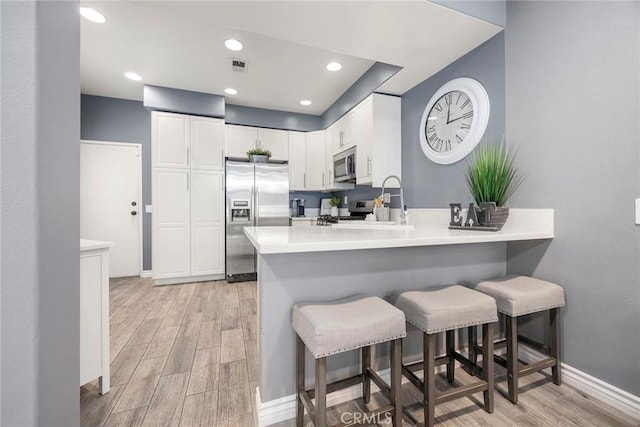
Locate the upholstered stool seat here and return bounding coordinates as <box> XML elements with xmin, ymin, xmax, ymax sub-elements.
<box><xmin>395</xmin><ymin>286</ymin><xmax>498</xmax><ymax>427</ymax></box>
<box><xmin>470</xmin><ymin>275</ymin><xmax>566</xmax><ymax>404</ymax></box>
<box><xmin>293</xmin><ymin>295</ymin><xmax>406</xmax><ymax>358</ymax></box>
<box><xmin>395</xmin><ymin>285</ymin><xmax>498</xmax><ymax>333</ymax></box>
<box><xmin>293</xmin><ymin>295</ymin><xmax>406</xmax><ymax>427</ymax></box>
<box><xmin>474</xmin><ymin>275</ymin><xmax>565</xmax><ymax>316</ymax></box>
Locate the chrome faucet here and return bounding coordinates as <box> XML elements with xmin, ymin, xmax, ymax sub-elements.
<box><xmin>380</xmin><ymin>175</ymin><xmax>408</xmax><ymax>225</ymax></box>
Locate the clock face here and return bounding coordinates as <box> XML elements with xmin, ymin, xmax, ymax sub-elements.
<box><xmin>425</xmin><ymin>90</ymin><xmax>473</xmax><ymax>153</ymax></box>
<box><xmin>419</xmin><ymin>78</ymin><xmax>490</xmax><ymax>165</ymax></box>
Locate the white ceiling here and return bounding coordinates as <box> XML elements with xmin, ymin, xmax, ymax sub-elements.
<box><xmin>81</xmin><ymin>1</ymin><xmax>502</xmax><ymax>115</ymax></box>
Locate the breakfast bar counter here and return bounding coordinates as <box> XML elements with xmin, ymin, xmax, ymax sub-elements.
<box><xmin>247</xmin><ymin>209</ymin><xmax>554</xmax><ymax>426</ymax></box>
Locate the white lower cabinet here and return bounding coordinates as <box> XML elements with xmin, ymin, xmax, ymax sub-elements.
<box><xmin>190</xmin><ymin>170</ymin><xmax>224</xmax><ymax>276</ymax></box>
<box><xmin>153</xmin><ymin>168</ymin><xmax>224</xmax><ymax>283</ymax></box>
<box><xmin>153</xmin><ymin>168</ymin><xmax>191</xmax><ymax>279</ymax></box>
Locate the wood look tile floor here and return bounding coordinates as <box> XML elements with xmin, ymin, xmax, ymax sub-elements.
<box><xmin>81</xmin><ymin>277</ymin><xmax>640</xmax><ymax>427</ymax></box>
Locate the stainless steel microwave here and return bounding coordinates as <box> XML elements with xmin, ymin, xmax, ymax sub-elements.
<box><xmin>333</xmin><ymin>147</ymin><xmax>356</xmax><ymax>182</ymax></box>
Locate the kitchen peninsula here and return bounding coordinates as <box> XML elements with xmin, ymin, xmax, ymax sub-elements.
<box><xmin>245</xmin><ymin>209</ymin><xmax>554</xmax><ymax>425</ymax></box>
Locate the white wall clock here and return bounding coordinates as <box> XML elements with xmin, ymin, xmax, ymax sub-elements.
<box><xmin>419</xmin><ymin>77</ymin><xmax>490</xmax><ymax>165</ymax></box>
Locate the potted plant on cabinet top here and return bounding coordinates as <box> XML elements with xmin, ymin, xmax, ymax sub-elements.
<box><xmin>464</xmin><ymin>138</ymin><xmax>525</xmax><ymax>229</ymax></box>
<box><xmin>247</xmin><ymin>148</ymin><xmax>272</xmax><ymax>163</ymax></box>
<box><xmin>329</xmin><ymin>196</ymin><xmax>341</xmax><ymax>217</ymax></box>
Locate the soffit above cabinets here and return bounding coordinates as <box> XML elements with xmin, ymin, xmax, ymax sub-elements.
<box><xmin>80</xmin><ymin>1</ymin><xmax>502</xmax><ymax>115</ymax></box>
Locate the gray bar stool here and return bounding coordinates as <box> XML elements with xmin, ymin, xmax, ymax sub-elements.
<box><xmin>292</xmin><ymin>295</ymin><xmax>407</xmax><ymax>427</ymax></box>
<box><xmin>470</xmin><ymin>275</ymin><xmax>566</xmax><ymax>403</ymax></box>
<box><xmin>395</xmin><ymin>285</ymin><xmax>498</xmax><ymax>427</ymax></box>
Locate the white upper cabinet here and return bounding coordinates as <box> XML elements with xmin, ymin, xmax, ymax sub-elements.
<box><xmin>305</xmin><ymin>131</ymin><xmax>326</xmax><ymax>191</ymax></box>
<box><xmin>288</xmin><ymin>131</ymin><xmax>306</xmax><ymax>191</ymax></box>
<box><xmin>152</xmin><ymin>112</ymin><xmax>225</xmax><ymax>171</ymax></box>
<box><xmin>354</xmin><ymin>94</ymin><xmax>402</xmax><ymax>188</ymax></box>
<box><xmin>153</xmin><ymin>112</ymin><xmax>190</xmax><ymax>168</ymax></box>
<box><xmin>257</xmin><ymin>128</ymin><xmax>289</xmax><ymax>160</ymax></box>
<box><xmin>225</xmin><ymin>125</ymin><xmax>289</xmax><ymax>160</ymax></box>
<box><xmin>191</xmin><ymin>116</ymin><xmax>225</xmax><ymax>170</ymax></box>
<box><xmin>225</xmin><ymin>125</ymin><xmax>259</xmax><ymax>159</ymax></box>
<box><xmin>331</xmin><ymin>109</ymin><xmax>357</xmax><ymax>155</ymax></box>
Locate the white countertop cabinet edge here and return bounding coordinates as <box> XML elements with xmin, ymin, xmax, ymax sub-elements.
<box><xmin>80</xmin><ymin>239</ymin><xmax>114</xmax><ymax>394</ymax></box>
<box><xmin>245</xmin><ymin>209</ymin><xmax>554</xmax><ymax>254</ymax></box>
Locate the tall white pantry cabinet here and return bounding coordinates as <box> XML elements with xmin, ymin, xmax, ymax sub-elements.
<box><xmin>152</xmin><ymin>111</ymin><xmax>225</xmax><ymax>285</ymax></box>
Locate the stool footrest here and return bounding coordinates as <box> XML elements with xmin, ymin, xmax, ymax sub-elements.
<box><xmin>518</xmin><ymin>334</ymin><xmax>551</xmax><ymax>355</ymax></box>
<box><xmin>299</xmin><ymin>390</ymin><xmax>316</xmax><ymax>421</ymax></box>
<box><xmin>366</xmin><ymin>367</ymin><xmax>392</xmax><ymax>401</ymax></box>
<box><xmin>519</xmin><ymin>357</ymin><xmax>557</xmax><ymax>377</ymax></box>
<box><xmin>402</xmin><ymin>365</ymin><xmax>424</xmax><ymax>393</ymax></box>
<box><xmin>452</xmin><ymin>351</ymin><xmax>482</xmax><ymax>377</ymax></box>
<box><xmin>306</xmin><ymin>373</ymin><xmax>362</xmax><ymax>399</ymax></box>
<box><xmin>435</xmin><ymin>381</ymin><xmax>488</xmax><ymax>405</ymax></box>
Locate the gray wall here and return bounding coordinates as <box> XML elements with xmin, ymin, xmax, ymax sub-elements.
<box><xmin>401</xmin><ymin>33</ymin><xmax>505</xmax><ymax>208</ymax></box>
<box><xmin>505</xmin><ymin>1</ymin><xmax>640</xmax><ymax>395</ymax></box>
<box><xmin>81</xmin><ymin>95</ymin><xmax>152</xmax><ymax>270</ymax></box>
<box><xmin>1</xmin><ymin>2</ymin><xmax>80</xmax><ymax>425</ymax></box>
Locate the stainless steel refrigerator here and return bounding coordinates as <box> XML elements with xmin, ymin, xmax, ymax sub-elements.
<box><xmin>225</xmin><ymin>160</ymin><xmax>289</xmax><ymax>282</ymax></box>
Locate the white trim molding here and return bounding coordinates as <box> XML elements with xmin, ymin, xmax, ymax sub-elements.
<box><xmin>141</xmin><ymin>270</ymin><xmax>153</xmax><ymax>278</ymax></box>
<box><xmin>518</xmin><ymin>345</ymin><xmax>640</xmax><ymax>420</ymax></box>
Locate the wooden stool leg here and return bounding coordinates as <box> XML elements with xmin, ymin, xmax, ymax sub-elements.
<box><xmin>390</xmin><ymin>339</ymin><xmax>403</xmax><ymax>427</ymax></box>
<box><xmin>315</xmin><ymin>357</ymin><xmax>327</xmax><ymax>427</ymax></box>
<box><xmin>296</xmin><ymin>335</ymin><xmax>305</xmax><ymax>426</ymax></box>
<box><xmin>550</xmin><ymin>308</ymin><xmax>562</xmax><ymax>385</ymax></box>
<box><xmin>482</xmin><ymin>323</ymin><xmax>494</xmax><ymax>413</ymax></box>
<box><xmin>468</xmin><ymin>326</ymin><xmax>477</xmax><ymax>367</ymax></box>
<box><xmin>362</xmin><ymin>345</ymin><xmax>371</xmax><ymax>404</ymax></box>
<box><xmin>424</xmin><ymin>333</ymin><xmax>436</xmax><ymax>427</ymax></box>
<box><xmin>506</xmin><ymin>315</ymin><xmax>519</xmax><ymax>404</ymax></box>
<box><xmin>446</xmin><ymin>329</ymin><xmax>455</xmax><ymax>383</ymax></box>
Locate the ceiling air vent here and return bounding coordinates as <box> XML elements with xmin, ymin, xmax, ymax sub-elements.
<box><xmin>232</xmin><ymin>59</ymin><xmax>248</xmax><ymax>73</ymax></box>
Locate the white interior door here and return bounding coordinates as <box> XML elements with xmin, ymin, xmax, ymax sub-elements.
<box><xmin>81</xmin><ymin>141</ymin><xmax>142</xmax><ymax>278</ymax></box>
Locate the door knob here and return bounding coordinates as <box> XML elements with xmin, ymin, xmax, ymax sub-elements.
<box><xmin>131</xmin><ymin>201</ymin><xmax>137</xmax><ymax>206</ymax></box>
<box><xmin>131</xmin><ymin>211</ymin><xmax>137</xmax><ymax>216</ymax></box>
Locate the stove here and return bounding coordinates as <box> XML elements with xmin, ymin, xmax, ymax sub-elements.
<box><xmin>316</xmin><ymin>200</ymin><xmax>374</xmax><ymax>226</ymax></box>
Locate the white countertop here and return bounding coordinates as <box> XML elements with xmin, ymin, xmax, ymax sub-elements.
<box><xmin>290</xmin><ymin>216</ymin><xmax>318</xmax><ymax>221</ymax></box>
<box><xmin>80</xmin><ymin>239</ymin><xmax>115</xmax><ymax>251</ymax></box>
<box><xmin>245</xmin><ymin>209</ymin><xmax>554</xmax><ymax>254</ymax></box>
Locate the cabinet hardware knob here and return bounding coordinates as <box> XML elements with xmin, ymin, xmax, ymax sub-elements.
<box><xmin>131</xmin><ymin>211</ymin><xmax>137</xmax><ymax>216</ymax></box>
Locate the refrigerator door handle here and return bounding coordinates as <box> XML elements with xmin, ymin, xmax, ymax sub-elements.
<box><xmin>254</xmin><ymin>186</ymin><xmax>260</xmax><ymax>226</ymax></box>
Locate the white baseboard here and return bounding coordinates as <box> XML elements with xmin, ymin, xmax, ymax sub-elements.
<box><xmin>518</xmin><ymin>345</ymin><xmax>640</xmax><ymax>420</ymax></box>
<box><xmin>141</xmin><ymin>270</ymin><xmax>153</xmax><ymax>278</ymax></box>
<box><xmin>257</xmin><ymin>348</ymin><xmax>640</xmax><ymax>426</ymax></box>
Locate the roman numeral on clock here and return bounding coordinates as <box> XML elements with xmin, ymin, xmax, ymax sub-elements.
<box><xmin>462</xmin><ymin>111</ymin><xmax>474</xmax><ymax>120</ymax></box>
<box><xmin>460</xmin><ymin>98</ymin><xmax>470</xmax><ymax>109</ymax></box>
<box><xmin>460</xmin><ymin>123</ymin><xmax>471</xmax><ymax>130</ymax></box>
<box><xmin>434</xmin><ymin>103</ymin><xmax>442</xmax><ymax>112</ymax></box>
<box><xmin>456</xmin><ymin>134</ymin><xmax>463</xmax><ymax>143</ymax></box>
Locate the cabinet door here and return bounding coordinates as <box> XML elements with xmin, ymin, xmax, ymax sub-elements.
<box><xmin>324</xmin><ymin>129</ymin><xmax>335</xmax><ymax>188</ymax></box>
<box><xmin>288</xmin><ymin>131</ymin><xmax>306</xmax><ymax>190</ymax></box>
<box><xmin>342</xmin><ymin>109</ymin><xmax>357</xmax><ymax>149</ymax></box>
<box><xmin>258</xmin><ymin>128</ymin><xmax>289</xmax><ymax>160</ymax></box>
<box><xmin>191</xmin><ymin>117</ymin><xmax>225</xmax><ymax>170</ymax></box>
<box><xmin>356</xmin><ymin>97</ymin><xmax>373</xmax><ymax>184</ymax></box>
<box><xmin>305</xmin><ymin>131</ymin><xmax>326</xmax><ymax>190</ymax></box>
<box><xmin>329</xmin><ymin>121</ymin><xmax>343</xmax><ymax>154</ymax></box>
<box><xmin>153</xmin><ymin>169</ymin><xmax>190</xmax><ymax>278</ymax></box>
<box><xmin>152</xmin><ymin>112</ymin><xmax>190</xmax><ymax>168</ymax></box>
<box><xmin>191</xmin><ymin>170</ymin><xmax>225</xmax><ymax>276</ymax></box>
<box><xmin>226</xmin><ymin>125</ymin><xmax>257</xmax><ymax>158</ymax></box>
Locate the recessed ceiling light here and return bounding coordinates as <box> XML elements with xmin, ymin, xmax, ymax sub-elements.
<box><xmin>224</xmin><ymin>88</ymin><xmax>238</xmax><ymax>95</ymax></box>
<box><xmin>80</xmin><ymin>7</ymin><xmax>106</xmax><ymax>23</ymax></box>
<box><xmin>326</xmin><ymin>62</ymin><xmax>342</xmax><ymax>72</ymax></box>
<box><xmin>300</xmin><ymin>100</ymin><xmax>312</xmax><ymax>106</ymax></box>
<box><xmin>224</xmin><ymin>39</ymin><xmax>243</xmax><ymax>51</ymax></box>
<box><xmin>124</xmin><ymin>72</ymin><xmax>142</xmax><ymax>81</ymax></box>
